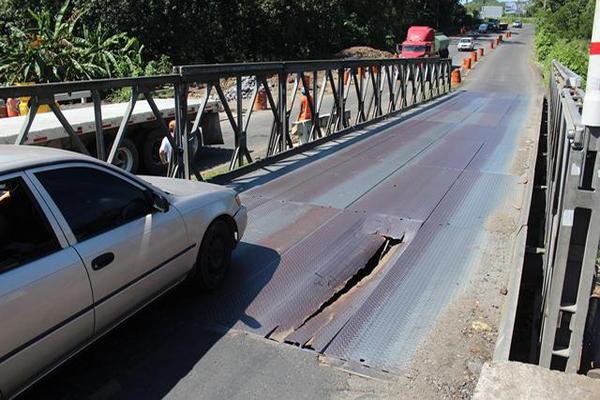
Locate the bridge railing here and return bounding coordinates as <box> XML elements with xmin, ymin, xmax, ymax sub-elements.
<box><xmin>536</xmin><ymin>60</ymin><xmax>600</xmax><ymax>372</ymax></box>
<box><xmin>0</xmin><ymin>57</ymin><xmax>451</xmax><ymax>180</ymax></box>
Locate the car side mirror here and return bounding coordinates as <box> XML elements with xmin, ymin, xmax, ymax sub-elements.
<box><xmin>145</xmin><ymin>190</ymin><xmax>169</xmax><ymax>213</ymax></box>
<box><xmin>152</xmin><ymin>193</ymin><xmax>170</xmax><ymax>213</ymax></box>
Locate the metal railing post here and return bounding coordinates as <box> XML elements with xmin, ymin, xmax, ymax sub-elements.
<box><xmin>279</xmin><ymin>72</ymin><xmax>289</xmax><ymax>152</ymax></box>
<box><xmin>537</xmin><ymin>61</ymin><xmax>600</xmax><ymax>372</ymax></box>
<box><xmin>91</xmin><ymin>90</ymin><xmax>106</xmax><ymax>161</ymax></box>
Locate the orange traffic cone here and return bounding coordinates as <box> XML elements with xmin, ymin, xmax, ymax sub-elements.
<box><xmin>254</xmin><ymin>89</ymin><xmax>268</xmax><ymax>111</ymax></box>
<box><xmin>451</xmin><ymin>69</ymin><xmax>461</xmax><ymax>86</ymax></box>
<box><xmin>463</xmin><ymin>57</ymin><xmax>471</xmax><ymax>70</ymax></box>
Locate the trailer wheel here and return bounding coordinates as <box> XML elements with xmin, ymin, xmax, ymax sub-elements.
<box><xmin>109</xmin><ymin>138</ymin><xmax>139</xmax><ymax>173</ymax></box>
<box><xmin>142</xmin><ymin>128</ymin><xmax>168</xmax><ymax>176</ymax></box>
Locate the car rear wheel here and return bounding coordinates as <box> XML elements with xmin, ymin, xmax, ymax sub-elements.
<box><xmin>194</xmin><ymin>219</ymin><xmax>234</xmax><ymax>290</ymax></box>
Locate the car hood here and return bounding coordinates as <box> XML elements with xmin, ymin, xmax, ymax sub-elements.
<box><xmin>139</xmin><ymin>175</ymin><xmax>231</xmax><ymax>197</ymax></box>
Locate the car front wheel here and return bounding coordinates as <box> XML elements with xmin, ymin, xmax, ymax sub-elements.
<box><xmin>194</xmin><ymin>219</ymin><xmax>234</xmax><ymax>290</ymax></box>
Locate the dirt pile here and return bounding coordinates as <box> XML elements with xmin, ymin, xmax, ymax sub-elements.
<box><xmin>335</xmin><ymin>46</ymin><xmax>395</xmax><ymax>59</ymax></box>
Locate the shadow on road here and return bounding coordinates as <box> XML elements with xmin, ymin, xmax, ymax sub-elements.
<box><xmin>19</xmin><ymin>243</ymin><xmax>280</xmax><ymax>400</ymax></box>
<box><xmin>194</xmin><ymin>146</ymin><xmax>235</xmax><ymax>171</ymax></box>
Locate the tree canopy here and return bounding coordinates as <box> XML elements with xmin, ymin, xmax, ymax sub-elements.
<box><xmin>1</xmin><ymin>0</ymin><xmax>472</xmax><ymax>65</ymax></box>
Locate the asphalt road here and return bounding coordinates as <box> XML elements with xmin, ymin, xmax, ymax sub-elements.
<box><xmin>448</xmin><ymin>32</ymin><xmax>498</xmax><ymax>68</ymax></box>
<box><xmin>19</xmin><ymin>25</ymin><xmax>540</xmax><ymax>400</ymax></box>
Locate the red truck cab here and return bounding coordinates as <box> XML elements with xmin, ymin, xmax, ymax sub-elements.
<box><xmin>400</xmin><ymin>26</ymin><xmax>435</xmax><ymax>58</ymax></box>
<box><xmin>400</xmin><ymin>26</ymin><xmax>450</xmax><ymax>59</ymax></box>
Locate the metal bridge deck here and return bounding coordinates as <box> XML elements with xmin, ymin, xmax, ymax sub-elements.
<box><xmin>195</xmin><ymin>89</ymin><xmax>532</xmax><ymax>373</ymax></box>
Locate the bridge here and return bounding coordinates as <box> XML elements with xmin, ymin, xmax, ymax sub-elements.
<box><xmin>6</xmin><ymin>24</ymin><xmax>600</xmax><ymax>399</ymax></box>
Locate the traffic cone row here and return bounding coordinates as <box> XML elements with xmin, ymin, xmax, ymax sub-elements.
<box><xmin>457</xmin><ymin>30</ymin><xmax>507</xmax><ymax>86</ymax></box>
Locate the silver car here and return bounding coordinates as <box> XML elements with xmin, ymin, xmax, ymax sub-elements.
<box><xmin>0</xmin><ymin>145</ymin><xmax>247</xmax><ymax>399</ymax></box>
<box><xmin>457</xmin><ymin>37</ymin><xmax>475</xmax><ymax>51</ymax></box>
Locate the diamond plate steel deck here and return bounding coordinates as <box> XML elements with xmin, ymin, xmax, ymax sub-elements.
<box><xmin>194</xmin><ymin>89</ymin><xmax>532</xmax><ymax>374</ymax></box>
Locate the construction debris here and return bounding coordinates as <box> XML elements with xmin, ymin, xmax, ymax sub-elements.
<box><xmin>335</xmin><ymin>46</ymin><xmax>395</xmax><ymax>59</ymax></box>
<box><xmin>222</xmin><ymin>76</ymin><xmax>258</xmax><ymax>102</ymax></box>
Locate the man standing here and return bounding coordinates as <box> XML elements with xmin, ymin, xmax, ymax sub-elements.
<box><xmin>159</xmin><ymin>120</ymin><xmax>176</xmax><ymax>166</ymax></box>
<box><xmin>291</xmin><ymin>88</ymin><xmax>313</xmax><ymax>145</ymax></box>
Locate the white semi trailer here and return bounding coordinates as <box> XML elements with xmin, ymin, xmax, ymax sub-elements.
<box><xmin>0</xmin><ymin>97</ymin><xmax>222</xmax><ymax>175</ymax></box>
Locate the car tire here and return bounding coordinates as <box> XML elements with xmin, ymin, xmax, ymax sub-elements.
<box><xmin>194</xmin><ymin>219</ymin><xmax>234</xmax><ymax>290</ymax></box>
<box><xmin>142</xmin><ymin>128</ymin><xmax>168</xmax><ymax>176</ymax></box>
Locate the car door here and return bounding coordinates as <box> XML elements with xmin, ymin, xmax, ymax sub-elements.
<box><xmin>28</xmin><ymin>163</ymin><xmax>192</xmax><ymax>334</ymax></box>
<box><xmin>0</xmin><ymin>172</ymin><xmax>93</xmax><ymax>398</ymax></box>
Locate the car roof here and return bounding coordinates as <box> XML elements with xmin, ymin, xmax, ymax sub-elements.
<box><xmin>0</xmin><ymin>145</ymin><xmax>99</xmax><ymax>174</ymax></box>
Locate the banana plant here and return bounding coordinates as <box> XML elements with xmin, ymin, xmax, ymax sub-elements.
<box><xmin>0</xmin><ymin>0</ymin><xmax>147</xmax><ymax>84</ymax></box>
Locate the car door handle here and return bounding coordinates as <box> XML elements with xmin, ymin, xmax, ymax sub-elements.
<box><xmin>92</xmin><ymin>252</ymin><xmax>115</xmax><ymax>271</ymax></box>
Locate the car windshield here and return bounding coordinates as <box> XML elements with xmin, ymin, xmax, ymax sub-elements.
<box><xmin>460</xmin><ymin>39</ymin><xmax>472</xmax><ymax>43</ymax></box>
<box><xmin>403</xmin><ymin>45</ymin><xmax>427</xmax><ymax>52</ymax></box>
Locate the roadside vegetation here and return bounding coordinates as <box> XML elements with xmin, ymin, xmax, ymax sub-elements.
<box><xmin>530</xmin><ymin>0</ymin><xmax>594</xmax><ymax>80</ymax></box>
<box><xmin>0</xmin><ymin>0</ymin><xmax>476</xmax><ymax>85</ymax></box>
<box><xmin>0</xmin><ymin>1</ymin><xmax>172</xmax><ymax>85</ymax></box>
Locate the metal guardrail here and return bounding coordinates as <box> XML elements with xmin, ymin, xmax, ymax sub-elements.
<box><xmin>0</xmin><ymin>58</ymin><xmax>451</xmax><ymax>180</ymax></box>
<box><xmin>537</xmin><ymin>60</ymin><xmax>600</xmax><ymax>372</ymax></box>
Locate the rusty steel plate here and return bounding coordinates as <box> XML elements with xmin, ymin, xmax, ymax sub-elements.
<box><xmin>193</xmin><ymin>89</ymin><xmax>530</xmax><ymax>374</ymax></box>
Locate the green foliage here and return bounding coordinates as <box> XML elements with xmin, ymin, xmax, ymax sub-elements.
<box><xmin>62</xmin><ymin>0</ymin><xmax>471</xmax><ymax>63</ymax></box>
<box><xmin>535</xmin><ymin>26</ymin><xmax>557</xmax><ymax>62</ymax></box>
<box><xmin>0</xmin><ymin>0</ymin><xmax>167</xmax><ymax>84</ymax></box>
<box><xmin>532</xmin><ymin>0</ymin><xmax>594</xmax><ymax>81</ymax></box>
<box><xmin>0</xmin><ymin>0</ymin><xmax>472</xmax><ymax>82</ymax></box>
<box><xmin>545</xmin><ymin>38</ymin><xmax>589</xmax><ymax>78</ymax></box>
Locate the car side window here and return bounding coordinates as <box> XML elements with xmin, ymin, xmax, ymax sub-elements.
<box><xmin>36</xmin><ymin>166</ymin><xmax>152</xmax><ymax>242</ymax></box>
<box><xmin>0</xmin><ymin>177</ymin><xmax>61</xmax><ymax>273</ymax></box>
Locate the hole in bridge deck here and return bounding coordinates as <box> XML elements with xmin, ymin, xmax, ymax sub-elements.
<box><xmin>295</xmin><ymin>236</ymin><xmax>403</xmax><ymax>337</ymax></box>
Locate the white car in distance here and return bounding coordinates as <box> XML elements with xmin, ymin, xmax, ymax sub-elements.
<box><xmin>457</xmin><ymin>37</ymin><xmax>475</xmax><ymax>51</ymax></box>
<box><xmin>0</xmin><ymin>145</ymin><xmax>247</xmax><ymax>399</ymax></box>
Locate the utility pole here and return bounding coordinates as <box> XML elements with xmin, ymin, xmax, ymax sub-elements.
<box><xmin>582</xmin><ymin>0</ymin><xmax>600</xmax><ymax>126</ymax></box>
